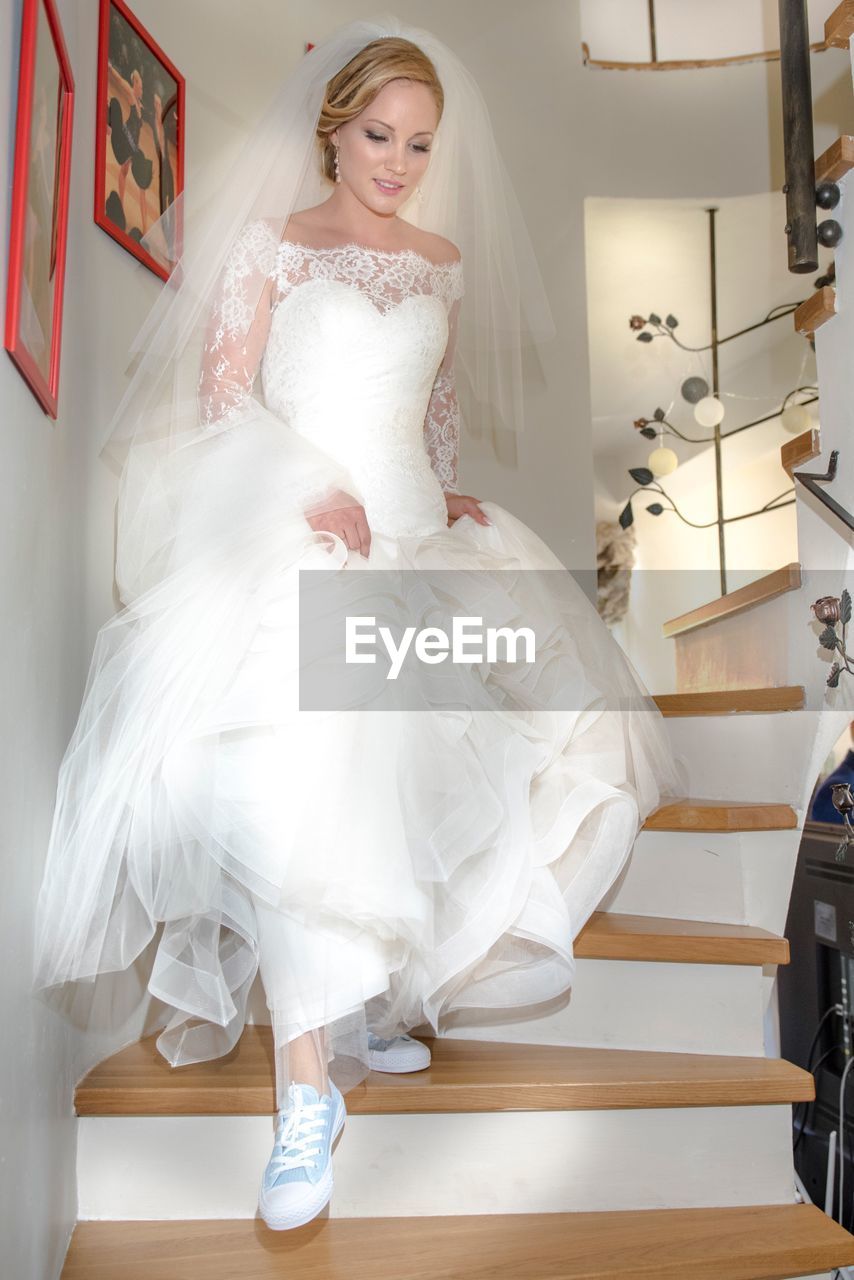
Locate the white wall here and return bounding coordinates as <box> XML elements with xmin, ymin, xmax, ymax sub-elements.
<box><xmin>2</xmin><ymin>2</ymin><xmax>82</xmax><ymax>1275</ymax></box>
<box><xmin>0</xmin><ymin>0</ymin><xmax>156</xmax><ymax>1271</ymax></box>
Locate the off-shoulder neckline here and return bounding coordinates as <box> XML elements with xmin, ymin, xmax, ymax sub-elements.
<box><xmin>277</xmin><ymin>236</ymin><xmax>462</xmax><ymax>275</ymax></box>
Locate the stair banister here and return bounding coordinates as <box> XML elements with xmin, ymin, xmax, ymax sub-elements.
<box><xmin>778</xmin><ymin>0</ymin><xmax>820</xmax><ymax>271</ymax></box>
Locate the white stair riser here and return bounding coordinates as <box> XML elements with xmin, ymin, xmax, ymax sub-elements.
<box><xmin>603</xmin><ymin>828</ymin><xmax>749</xmax><ymax>923</ymax></box>
<box><xmin>742</xmin><ymin>832</ymin><xmax>805</xmax><ymax>938</ymax></box>
<box><xmin>77</xmin><ymin>1105</ymin><xmax>797</xmax><ymax>1220</ymax></box>
<box><xmin>435</xmin><ymin>958</ymin><xmax>767</xmax><ymax>1056</ymax></box>
<box><xmin>673</xmin><ymin>592</ymin><xmax>797</xmax><ymax>694</ymax></box>
<box><xmin>663</xmin><ymin>712</ymin><xmax>808</xmax><ymax>805</ymax></box>
<box><xmin>604</xmin><ymin>828</ymin><xmax>803</xmax><ymax>938</ymax></box>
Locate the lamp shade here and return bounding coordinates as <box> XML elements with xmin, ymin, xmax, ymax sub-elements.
<box><xmin>781</xmin><ymin>403</ymin><xmax>811</xmax><ymax>435</ymax></box>
<box><xmin>648</xmin><ymin>446</ymin><xmax>678</xmax><ymax>476</ymax></box>
<box><xmin>694</xmin><ymin>395</ymin><xmax>725</xmax><ymax>427</ymax></box>
<box><xmin>681</xmin><ymin>376</ymin><xmax>709</xmax><ymax>404</ymax></box>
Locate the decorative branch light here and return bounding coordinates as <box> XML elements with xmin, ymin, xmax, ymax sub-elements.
<box><xmin>618</xmin><ymin>204</ymin><xmax>834</xmax><ymax>596</ymax></box>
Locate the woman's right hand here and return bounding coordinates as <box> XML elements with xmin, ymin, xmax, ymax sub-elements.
<box><xmin>305</xmin><ymin>489</ymin><xmax>372</xmax><ymax>558</ymax></box>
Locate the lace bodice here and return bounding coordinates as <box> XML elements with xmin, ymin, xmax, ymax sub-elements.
<box><xmin>198</xmin><ymin>219</ymin><xmax>465</xmax><ymax>538</ymax></box>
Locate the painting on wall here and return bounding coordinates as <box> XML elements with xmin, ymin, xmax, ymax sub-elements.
<box><xmin>94</xmin><ymin>0</ymin><xmax>185</xmax><ymax>280</ymax></box>
<box><xmin>3</xmin><ymin>0</ymin><xmax>74</xmax><ymax>418</ymax></box>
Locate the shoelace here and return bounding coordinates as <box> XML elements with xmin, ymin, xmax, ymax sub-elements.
<box><xmin>369</xmin><ymin>1033</ymin><xmax>406</xmax><ymax>1050</ymax></box>
<box><xmin>269</xmin><ymin>1094</ymin><xmax>330</xmax><ymax>1174</ymax></box>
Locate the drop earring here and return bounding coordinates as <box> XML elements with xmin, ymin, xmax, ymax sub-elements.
<box><xmin>333</xmin><ymin>144</ymin><xmax>341</xmax><ymax>184</ymax></box>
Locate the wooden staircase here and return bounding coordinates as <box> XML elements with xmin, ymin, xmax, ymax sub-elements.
<box><xmin>59</xmin><ymin>468</ymin><xmax>854</xmax><ymax>1273</ymax></box>
<box><xmin>59</xmin><ymin>743</ymin><xmax>852</xmax><ymax>1276</ymax></box>
<box><xmin>65</xmin><ymin>886</ymin><xmax>854</xmax><ymax>1277</ymax></box>
<box><xmin>63</xmin><ymin>458</ymin><xmax>848</xmax><ymax>1272</ymax></box>
<box><xmin>64</xmin><ymin>904</ymin><xmax>854</xmax><ymax>1276</ymax></box>
<box><xmin>69</xmin><ymin>1026</ymin><xmax>825</xmax><ymax>1277</ymax></box>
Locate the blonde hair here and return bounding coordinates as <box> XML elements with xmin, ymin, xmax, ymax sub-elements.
<box><xmin>316</xmin><ymin>37</ymin><xmax>444</xmax><ymax>183</ymax></box>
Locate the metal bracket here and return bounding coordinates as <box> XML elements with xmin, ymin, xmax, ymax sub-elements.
<box><xmin>792</xmin><ymin>450</ymin><xmax>854</xmax><ymax>533</ymax></box>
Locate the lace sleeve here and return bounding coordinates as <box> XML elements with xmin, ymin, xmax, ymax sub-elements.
<box><xmin>197</xmin><ymin>219</ymin><xmax>278</xmax><ymax>427</ymax></box>
<box><xmin>423</xmin><ymin>291</ymin><xmax>462</xmax><ymax>495</ymax></box>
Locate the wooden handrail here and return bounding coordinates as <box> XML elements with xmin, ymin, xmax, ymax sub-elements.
<box><xmin>580</xmin><ymin>39</ymin><xmax>829</xmax><ymax>71</ymax></box>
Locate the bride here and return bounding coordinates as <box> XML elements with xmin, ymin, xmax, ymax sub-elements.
<box><xmin>33</xmin><ymin>15</ymin><xmax>686</xmax><ymax>1232</ymax></box>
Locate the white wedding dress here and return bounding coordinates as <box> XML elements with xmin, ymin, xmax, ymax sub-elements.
<box><xmin>34</xmin><ymin>218</ymin><xmax>686</xmax><ymax>1096</ymax></box>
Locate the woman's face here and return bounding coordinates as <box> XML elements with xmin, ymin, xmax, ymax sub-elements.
<box><xmin>331</xmin><ymin>78</ymin><xmax>439</xmax><ymax>214</ymax></box>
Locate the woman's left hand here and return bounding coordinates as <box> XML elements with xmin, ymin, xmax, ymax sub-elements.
<box><xmin>445</xmin><ymin>493</ymin><xmax>491</xmax><ymax>527</ymax></box>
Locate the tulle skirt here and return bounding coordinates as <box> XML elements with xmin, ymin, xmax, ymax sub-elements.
<box><xmin>33</xmin><ymin>493</ymin><xmax>686</xmax><ymax>1105</ymax></box>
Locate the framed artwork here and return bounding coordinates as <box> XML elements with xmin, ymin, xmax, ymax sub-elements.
<box><xmin>3</xmin><ymin>0</ymin><xmax>74</xmax><ymax>418</ymax></box>
<box><xmin>94</xmin><ymin>0</ymin><xmax>185</xmax><ymax>280</ymax></box>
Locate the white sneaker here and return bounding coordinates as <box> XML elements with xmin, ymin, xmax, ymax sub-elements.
<box><xmin>258</xmin><ymin>1079</ymin><xmax>346</xmax><ymax>1230</ymax></box>
<box><xmin>367</xmin><ymin>1031</ymin><xmax>432</xmax><ymax>1073</ymax></box>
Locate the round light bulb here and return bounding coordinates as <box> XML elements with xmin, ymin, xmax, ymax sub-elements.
<box><xmin>781</xmin><ymin>403</ymin><xmax>811</xmax><ymax>435</ymax></box>
<box><xmin>648</xmin><ymin>446</ymin><xmax>678</xmax><ymax>476</ymax></box>
<box><xmin>694</xmin><ymin>396</ymin><xmax>725</xmax><ymax>427</ymax></box>
<box><xmin>681</xmin><ymin>376</ymin><xmax>709</xmax><ymax>405</ymax></box>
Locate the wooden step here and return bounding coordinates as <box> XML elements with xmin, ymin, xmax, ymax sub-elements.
<box><xmin>662</xmin><ymin>563</ymin><xmax>801</xmax><ymax>638</ymax></box>
<box><xmin>794</xmin><ymin>285</ymin><xmax>836</xmax><ymax>337</ymax></box>
<box><xmin>643</xmin><ymin>798</ymin><xmax>798</xmax><ymax>831</ymax></box>
<box><xmin>816</xmin><ymin>133</ymin><xmax>854</xmax><ymax>183</ymax></box>
<box><xmin>826</xmin><ymin>0</ymin><xmax>854</xmax><ymax>48</ymax></box>
<box><xmin>781</xmin><ymin>425</ymin><xmax>821</xmax><ymax>478</ymax></box>
<box><xmin>652</xmin><ymin>687</ymin><xmax>804</xmax><ymax>715</ymax></box>
<box><xmin>576</xmin><ymin>911</ymin><xmax>789</xmax><ymax>965</ymax></box>
<box><xmin>61</xmin><ymin>1204</ymin><xmax>854</xmax><ymax>1279</ymax></box>
<box><xmin>74</xmin><ymin>1025</ymin><xmax>811</xmax><ymax>1118</ymax></box>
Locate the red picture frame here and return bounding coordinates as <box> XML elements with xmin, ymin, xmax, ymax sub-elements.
<box><xmin>3</xmin><ymin>0</ymin><xmax>74</xmax><ymax>418</ymax></box>
<box><xmin>94</xmin><ymin>0</ymin><xmax>185</xmax><ymax>281</ymax></box>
